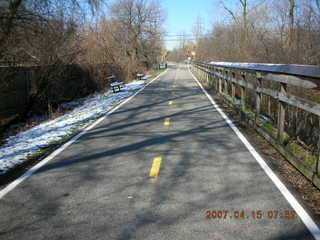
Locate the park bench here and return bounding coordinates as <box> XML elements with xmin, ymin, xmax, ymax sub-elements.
<box><xmin>106</xmin><ymin>75</ymin><xmax>125</xmax><ymax>93</ymax></box>
<box><xmin>158</xmin><ymin>63</ymin><xmax>167</xmax><ymax>69</ymax></box>
<box><xmin>136</xmin><ymin>73</ymin><xmax>144</xmax><ymax>80</ymax></box>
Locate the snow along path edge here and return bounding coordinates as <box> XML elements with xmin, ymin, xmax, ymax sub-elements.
<box><xmin>0</xmin><ymin>69</ymin><xmax>168</xmax><ymax>200</ymax></box>
<box><xmin>0</xmin><ymin>81</ymin><xmax>146</xmax><ymax>174</ymax></box>
<box><xmin>188</xmin><ymin>65</ymin><xmax>320</xmax><ymax>240</ymax></box>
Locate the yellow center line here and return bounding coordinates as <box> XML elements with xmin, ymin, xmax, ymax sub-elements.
<box><xmin>164</xmin><ymin>117</ymin><xmax>171</xmax><ymax>126</ymax></box>
<box><xmin>149</xmin><ymin>157</ymin><xmax>162</xmax><ymax>177</ymax></box>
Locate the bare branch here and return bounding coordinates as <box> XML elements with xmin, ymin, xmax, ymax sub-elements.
<box><xmin>220</xmin><ymin>0</ymin><xmax>239</xmax><ymax>24</ymax></box>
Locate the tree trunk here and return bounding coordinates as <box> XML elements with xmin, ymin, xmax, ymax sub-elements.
<box><xmin>288</xmin><ymin>0</ymin><xmax>295</xmax><ymax>48</ymax></box>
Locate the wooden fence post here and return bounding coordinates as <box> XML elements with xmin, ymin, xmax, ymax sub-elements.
<box><xmin>231</xmin><ymin>72</ymin><xmax>236</xmax><ymax>104</ymax></box>
<box><xmin>255</xmin><ymin>74</ymin><xmax>262</xmax><ymax>124</ymax></box>
<box><xmin>317</xmin><ymin>117</ymin><xmax>320</xmax><ymax>177</ymax></box>
<box><xmin>241</xmin><ymin>74</ymin><xmax>246</xmax><ymax>111</ymax></box>
<box><xmin>214</xmin><ymin>68</ymin><xmax>218</xmax><ymax>91</ymax></box>
<box><xmin>240</xmin><ymin>74</ymin><xmax>246</xmax><ymax>121</ymax></box>
<box><xmin>209</xmin><ymin>68</ymin><xmax>212</xmax><ymax>86</ymax></box>
<box><xmin>268</xmin><ymin>96</ymin><xmax>272</xmax><ymax>117</ymax></box>
<box><xmin>277</xmin><ymin>82</ymin><xmax>287</xmax><ymax>143</ymax></box>
<box><xmin>317</xmin><ymin>117</ymin><xmax>320</xmax><ymax>176</ymax></box>
<box><xmin>224</xmin><ymin>71</ymin><xmax>228</xmax><ymax>96</ymax></box>
<box><xmin>219</xmin><ymin>73</ymin><xmax>222</xmax><ymax>94</ymax></box>
<box><xmin>209</xmin><ymin>66</ymin><xmax>212</xmax><ymax>86</ymax></box>
<box><xmin>211</xmin><ymin>67</ymin><xmax>215</xmax><ymax>89</ymax></box>
<box><xmin>203</xmin><ymin>67</ymin><xmax>205</xmax><ymax>81</ymax></box>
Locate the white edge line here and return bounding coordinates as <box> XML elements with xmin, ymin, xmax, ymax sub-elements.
<box><xmin>188</xmin><ymin>65</ymin><xmax>320</xmax><ymax>239</ymax></box>
<box><xmin>0</xmin><ymin>69</ymin><xmax>168</xmax><ymax>200</ymax></box>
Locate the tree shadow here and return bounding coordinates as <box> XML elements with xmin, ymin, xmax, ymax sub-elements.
<box><xmin>0</xmin><ymin>66</ymin><xmax>316</xmax><ymax>239</ymax></box>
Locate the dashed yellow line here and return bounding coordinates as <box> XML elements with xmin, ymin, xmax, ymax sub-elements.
<box><xmin>149</xmin><ymin>157</ymin><xmax>162</xmax><ymax>177</ymax></box>
<box><xmin>150</xmin><ymin>65</ymin><xmax>178</xmax><ymax>179</ymax></box>
<box><xmin>163</xmin><ymin>117</ymin><xmax>171</xmax><ymax>126</ymax></box>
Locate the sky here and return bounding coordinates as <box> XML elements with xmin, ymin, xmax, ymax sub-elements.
<box><xmin>105</xmin><ymin>0</ymin><xmax>235</xmax><ymax>50</ymax></box>
<box><xmin>162</xmin><ymin>0</ymin><xmax>226</xmax><ymax>50</ymax></box>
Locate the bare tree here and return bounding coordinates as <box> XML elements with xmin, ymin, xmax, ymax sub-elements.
<box><xmin>219</xmin><ymin>0</ymin><xmax>248</xmax><ymax>30</ymax></box>
<box><xmin>0</xmin><ymin>0</ymin><xmax>104</xmax><ymax>64</ymax></box>
<box><xmin>192</xmin><ymin>15</ymin><xmax>204</xmax><ymax>43</ymax></box>
<box><xmin>288</xmin><ymin>0</ymin><xmax>296</xmax><ymax>47</ymax></box>
<box><xmin>219</xmin><ymin>0</ymin><xmax>249</xmax><ymax>54</ymax></box>
<box><xmin>197</xmin><ymin>0</ymin><xmax>319</xmax><ymax>64</ymax></box>
<box><xmin>109</xmin><ymin>0</ymin><xmax>164</xmax><ymax>69</ymax></box>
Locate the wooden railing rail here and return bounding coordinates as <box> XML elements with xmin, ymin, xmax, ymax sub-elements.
<box><xmin>190</xmin><ymin>61</ymin><xmax>320</xmax><ymax>189</ymax></box>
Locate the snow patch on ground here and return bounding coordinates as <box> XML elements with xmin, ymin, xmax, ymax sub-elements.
<box><xmin>60</xmin><ymin>100</ymin><xmax>82</xmax><ymax>110</ymax></box>
<box><xmin>142</xmin><ymin>75</ymin><xmax>152</xmax><ymax>80</ymax></box>
<box><xmin>0</xmin><ymin>80</ymin><xmax>145</xmax><ymax>174</ymax></box>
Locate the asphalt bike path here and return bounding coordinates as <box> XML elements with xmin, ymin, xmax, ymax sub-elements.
<box><xmin>0</xmin><ymin>63</ymin><xmax>316</xmax><ymax>239</ymax></box>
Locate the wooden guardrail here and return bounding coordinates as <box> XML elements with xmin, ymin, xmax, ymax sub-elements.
<box><xmin>190</xmin><ymin>61</ymin><xmax>320</xmax><ymax>189</ymax></box>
